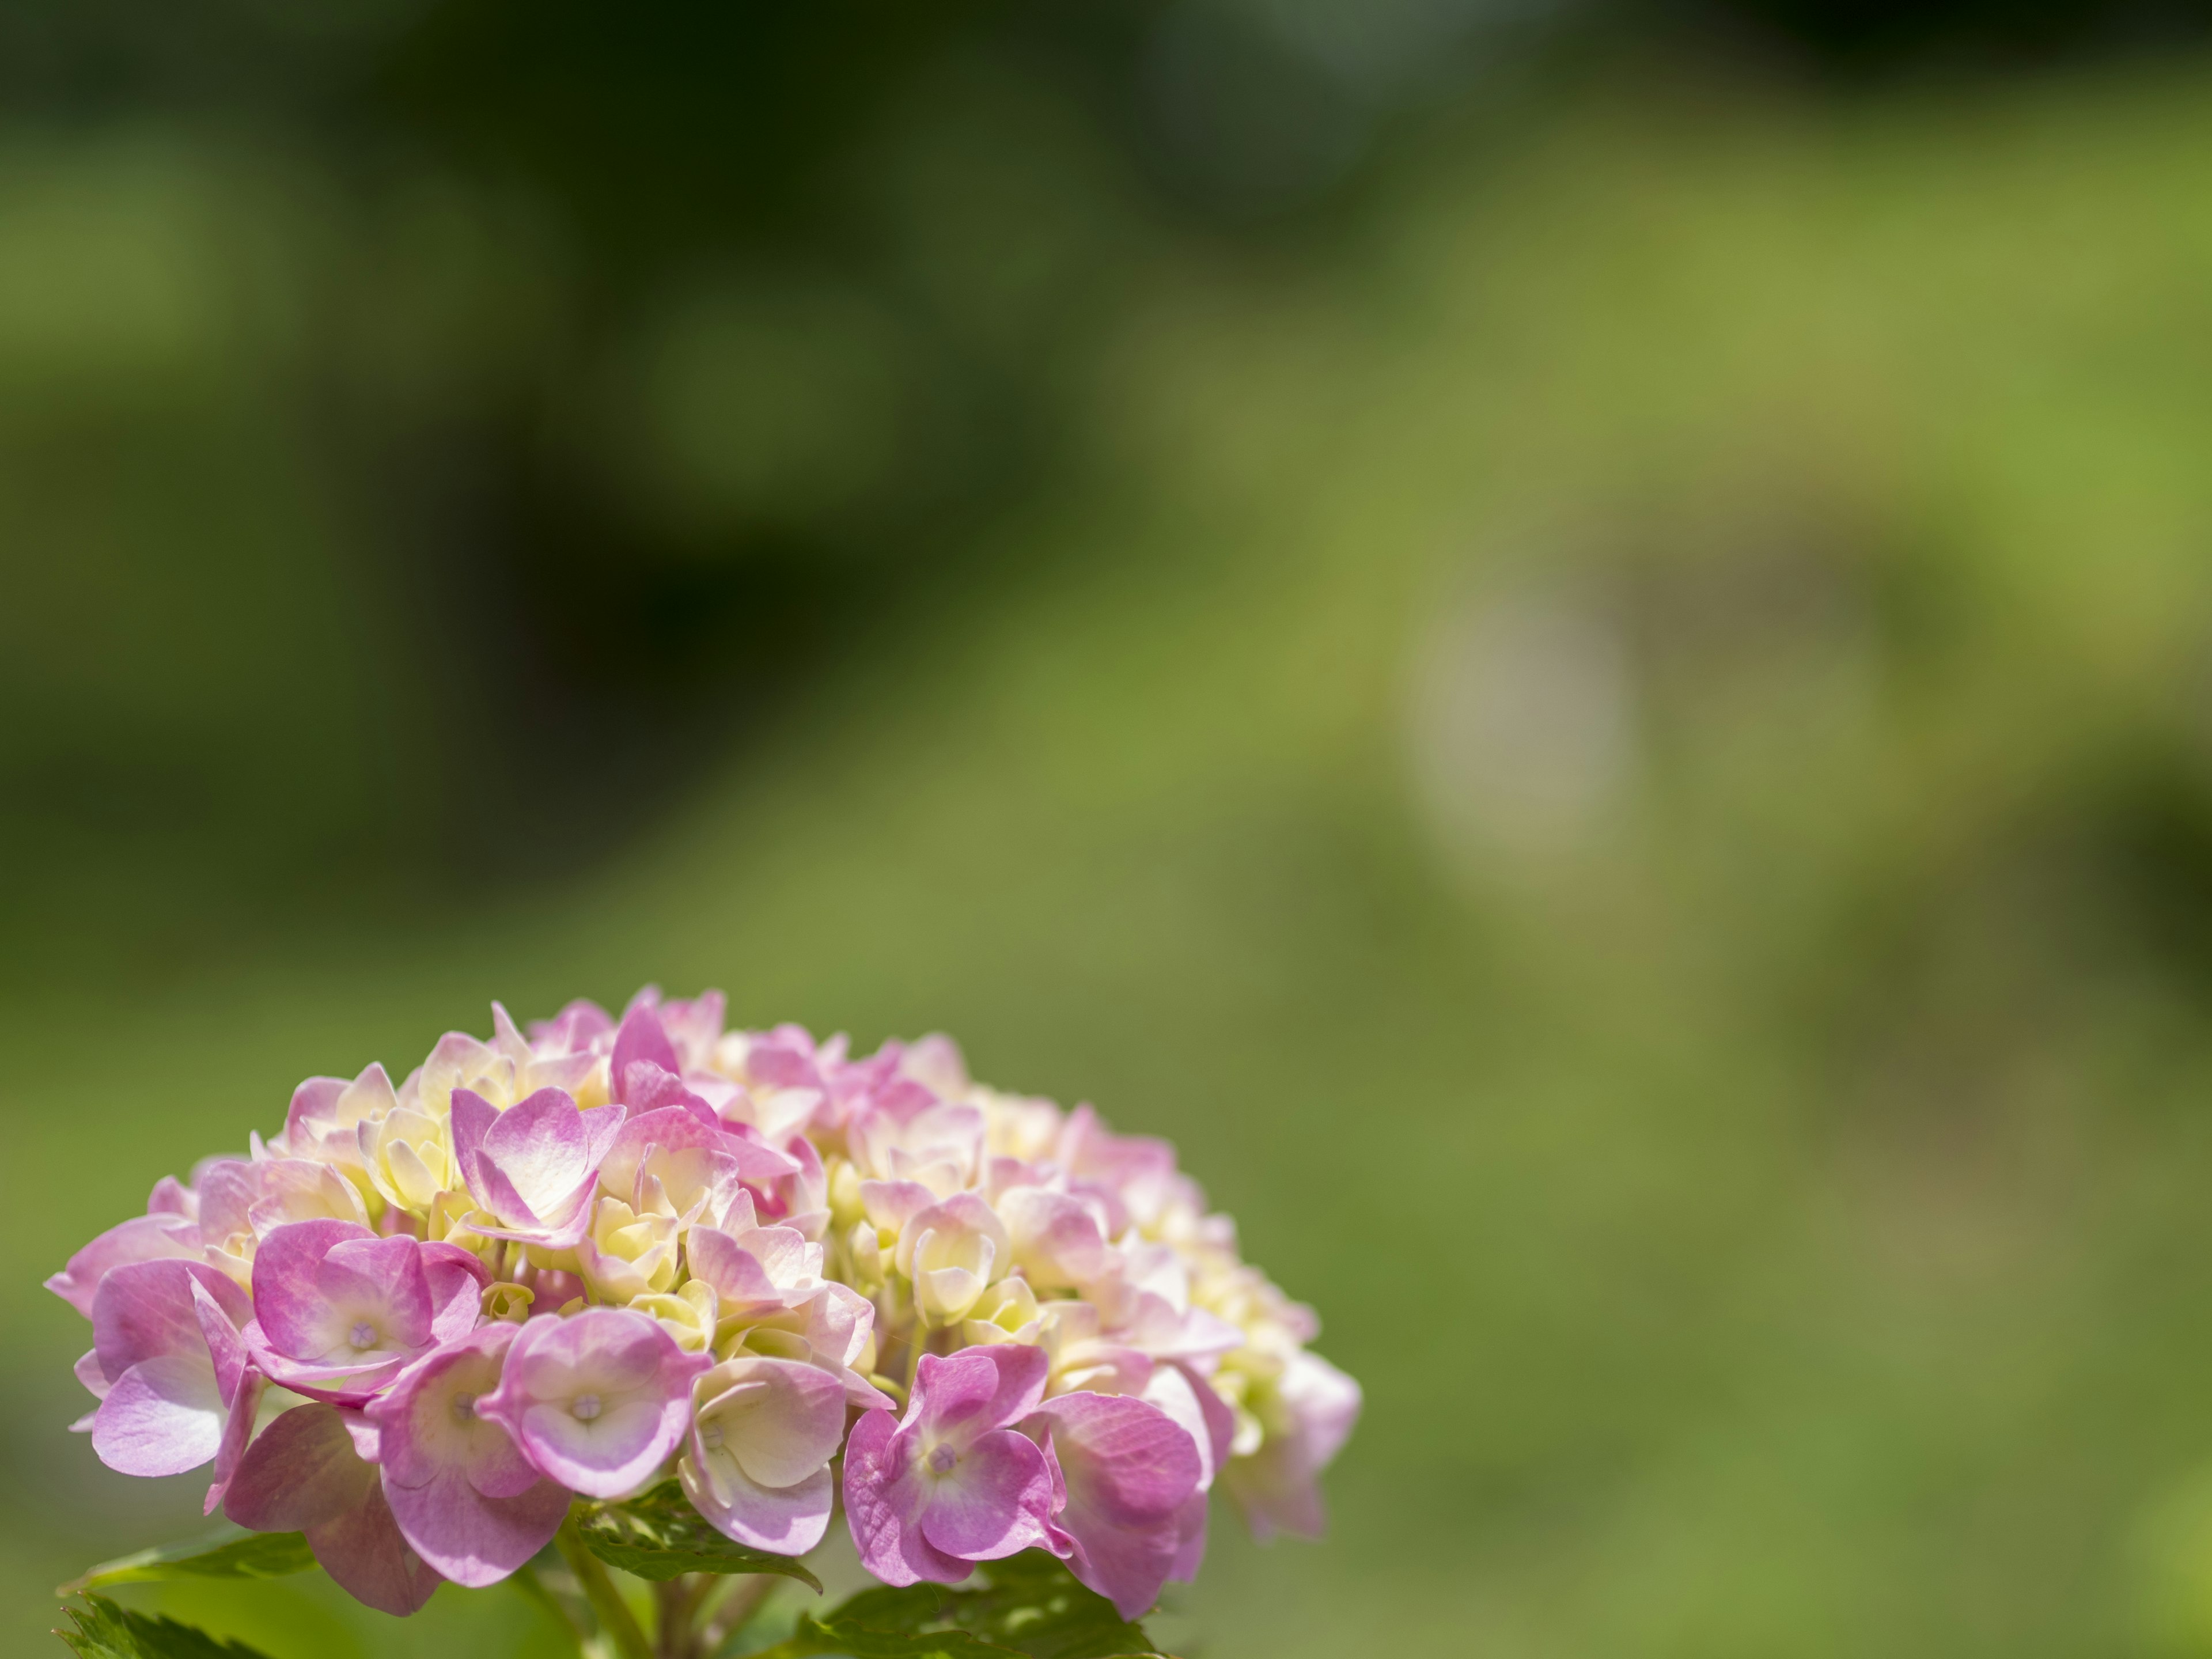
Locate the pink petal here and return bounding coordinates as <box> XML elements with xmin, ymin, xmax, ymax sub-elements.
<box><xmin>682</xmin><ymin>1455</ymin><xmax>832</xmax><ymax>1555</ymax></box>
<box><xmin>1028</xmin><ymin>1391</ymin><xmax>1200</xmax><ymax>1619</ymax></box>
<box><xmin>250</xmin><ymin>1219</ymin><xmax>375</xmax><ymax>1359</ymax></box>
<box><xmin>621</xmin><ymin>1062</ymin><xmax>721</xmax><ymax>1130</ymax></box>
<box><xmin>612</xmin><ymin>1004</ymin><xmax>680</xmax><ymax>1103</ymax></box>
<box><xmin>369</xmin><ymin>1325</ymin><xmax>540</xmax><ymax>1499</ymax></box>
<box><xmin>247</xmin><ymin>1159</ymin><xmax>368</xmax><ymax>1236</ymax></box>
<box><xmin>92</xmin><ymin>1353</ymin><xmax>226</xmax><ymax>1476</ymax></box>
<box><xmin>686</xmin><ymin>1226</ymin><xmax>816</xmax><ymax>1318</ymax></box>
<box><xmin>1141</xmin><ymin>1363</ymin><xmax>1236</xmax><ymax>1490</ymax></box>
<box><xmin>704</xmin><ymin>1358</ymin><xmax>849</xmax><ymax>1490</ymax></box>
<box><xmin>481</xmin><ymin>1089</ymin><xmax>594</xmax><ymax>1218</ymax></box>
<box><xmin>915</xmin><ymin>1428</ymin><xmax>1054</xmax><ymax>1562</ymax></box>
<box><xmin>1169</xmin><ymin>1488</ymin><xmax>1209</xmax><ymax>1584</ymax></box>
<box><xmin>422</xmin><ymin>1243</ymin><xmax>491</xmax><ymax>1343</ymax></box>
<box><xmin>603</xmin><ymin>1107</ymin><xmax>793</xmax><ymax>1204</ymax></box>
<box><xmin>203</xmin><ymin>1369</ymin><xmax>268</xmax><ymax>1516</ymax></box>
<box><xmin>284</xmin><ymin>1076</ymin><xmax>348</xmax><ymax>1145</ymax></box>
<box><xmin>472</xmin><ymin>1158</ymin><xmax>552</xmax><ymax>1230</ymax></box>
<box><xmin>225</xmin><ymin>1402</ymin><xmax>380</xmax><ymax>1532</ymax></box>
<box><xmin>318</xmin><ymin>1236</ymin><xmax>434</xmax><ymax>1350</ymax></box>
<box><xmin>908</xmin><ymin>1346</ymin><xmax>1049</xmax><ymax>1451</ymax></box>
<box><xmin>93</xmin><ymin>1259</ymin><xmax>251</xmax><ymax>1383</ymax></box>
<box><xmin>385</xmin><ymin>1464</ymin><xmax>570</xmax><ymax>1588</ymax></box>
<box><xmin>190</xmin><ymin>1278</ymin><xmax>249</xmax><ymax>1404</ymax></box>
<box><xmin>599</xmin><ymin>1108</ymin><xmax>716</xmax><ymax>1199</ymax></box>
<box><xmin>858</xmin><ymin>1180</ymin><xmax>935</xmax><ymax>1235</ymax></box>
<box><xmin>842</xmin><ymin>1409</ymin><xmax>969</xmax><ymax>1587</ymax></box>
<box><xmin>450</xmin><ymin>1088</ymin><xmax>501</xmax><ymax>1207</ymax></box>
<box><xmin>476</xmin><ymin>1309</ymin><xmax>704</xmax><ymax>1498</ymax></box>
<box><xmin>308</xmin><ymin>1476</ymin><xmax>442</xmax><ymax>1616</ymax></box>
<box><xmin>531</xmin><ymin>998</ymin><xmax>615</xmax><ymax>1052</ymax></box>
<box><xmin>46</xmin><ymin>1214</ymin><xmax>202</xmax><ymax>1319</ymax></box>
<box><xmin>196</xmin><ymin>1160</ymin><xmax>263</xmax><ymax>1244</ymax></box>
<box><xmin>998</xmin><ymin>1189</ymin><xmax>1108</xmax><ymax>1290</ymax></box>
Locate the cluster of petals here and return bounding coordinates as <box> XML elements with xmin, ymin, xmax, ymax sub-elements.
<box><xmin>50</xmin><ymin>989</ymin><xmax>1358</xmax><ymax>1620</ymax></box>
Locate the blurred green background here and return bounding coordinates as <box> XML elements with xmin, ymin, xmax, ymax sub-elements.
<box><xmin>16</xmin><ymin>2</ymin><xmax>2212</xmax><ymax>1655</ymax></box>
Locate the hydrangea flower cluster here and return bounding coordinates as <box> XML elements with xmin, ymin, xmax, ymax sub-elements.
<box><xmin>50</xmin><ymin>991</ymin><xmax>1359</xmax><ymax>1622</ymax></box>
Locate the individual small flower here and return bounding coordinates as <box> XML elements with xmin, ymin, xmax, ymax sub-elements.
<box><xmin>994</xmin><ymin>1185</ymin><xmax>1109</xmax><ymax>1291</ymax></box>
<box><xmin>248</xmin><ymin>1220</ymin><xmax>486</xmax><ymax>1399</ymax></box>
<box><xmin>848</xmin><ymin>1100</ymin><xmax>986</xmax><ymax>1196</ymax></box>
<box><xmin>744</xmin><ymin>1130</ymin><xmax>831</xmax><ymax>1241</ymax></box>
<box><xmin>961</xmin><ymin>1277</ymin><xmax>1043</xmax><ymax>1348</ymax></box>
<box><xmin>611</xmin><ymin>1002</ymin><xmax>684</xmax><ymax>1104</ymax></box>
<box><xmin>842</xmin><ymin>1343</ymin><xmax>1056</xmax><ymax>1588</ymax></box>
<box><xmin>475</xmin><ymin>1306</ymin><xmax>709</xmax><ymax>1498</ymax></box>
<box><xmin>679</xmin><ymin>1354</ymin><xmax>851</xmax><ymax>1553</ymax></box>
<box><xmin>632</xmin><ymin>1280</ymin><xmax>719</xmax><ymax>1352</ymax></box>
<box><xmin>525</xmin><ymin>998</ymin><xmax>617</xmax><ymax>1059</ymax></box>
<box><xmin>1056</xmin><ymin>1105</ymin><xmax>1185</xmax><ymax>1233</ymax></box>
<box><xmin>574</xmin><ymin>1198</ymin><xmax>680</xmax><ymax>1304</ymax></box>
<box><xmin>365</xmin><ymin>1323</ymin><xmax>573</xmax><ymax>1586</ymax></box>
<box><xmin>411</xmin><ymin>1016</ymin><xmax>601</xmax><ymax>1123</ymax></box>
<box><xmin>687</xmin><ymin>1222</ymin><xmax>825</xmax><ymax>1330</ymax></box>
<box><xmin>224</xmin><ymin>1401</ymin><xmax>441</xmax><ymax>1616</ymax></box>
<box><xmin>449</xmin><ymin>1086</ymin><xmax>625</xmax><ymax>1249</ymax></box>
<box><xmin>85</xmin><ymin>1259</ymin><xmax>255</xmax><ymax>1478</ymax></box>
<box><xmin>280</xmin><ymin>1063</ymin><xmax>402</xmax><ymax>1177</ymax></box>
<box><xmin>724</xmin><ymin>1282</ymin><xmax>887</xmax><ymax>1408</ymax></box>
<box><xmin>1027</xmin><ymin>1391</ymin><xmax>1204</xmax><ymax>1620</ymax></box>
<box><xmin>248</xmin><ymin>1158</ymin><xmax>373</xmax><ymax>1236</ymax></box>
<box><xmin>1026</xmin><ymin>1300</ymin><xmax>1154</xmax><ymax>1399</ymax></box>
<box><xmin>191</xmin><ymin>1160</ymin><xmax>270</xmax><ymax>1282</ymax></box>
<box><xmin>1218</xmin><ymin>1348</ymin><xmax>1362</xmax><ymax>1541</ymax></box>
<box><xmin>894</xmin><ymin>1194</ymin><xmax>1008</xmax><ymax>1326</ymax></box>
<box><xmin>358</xmin><ymin>1099</ymin><xmax>454</xmax><ymax>1214</ymax></box>
<box><xmin>652</xmin><ymin>988</ymin><xmax>728</xmax><ymax>1074</ymax></box>
<box><xmin>1085</xmin><ymin>1240</ymin><xmax>1244</xmax><ymax>1368</ymax></box>
<box><xmin>596</xmin><ymin>1106</ymin><xmax>790</xmax><ymax>1229</ymax></box>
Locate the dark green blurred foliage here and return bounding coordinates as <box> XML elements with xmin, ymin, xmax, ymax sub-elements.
<box><xmin>17</xmin><ymin>5</ymin><xmax>2212</xmax><ymax>1659</ymax></box>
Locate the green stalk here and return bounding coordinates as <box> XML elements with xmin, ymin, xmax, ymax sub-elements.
<box><xmin>696</xmin><ymin>1572</ymin><xmax>781</xmax><ymax>1657</ymax></box>
<box><xmin>556</xmin><ymin>1512</ymin><xmax>655</xmax><ymax>1659</ymax></box>
<box><xmin>513</xmin><ymin>1558</ymin><xmax>592</xmax><ymax>1648</ymax></box>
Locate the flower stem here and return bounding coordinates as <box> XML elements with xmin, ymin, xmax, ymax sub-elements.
<box><xmin>695</xmin><ymin>1572</ymin><xmax>781</xmax><ymax>1657</ymax></box>
<box><xmin>556</xmin><ymin>1512</ymin><xmax>654</xmax><ymax>1659</ymax></box>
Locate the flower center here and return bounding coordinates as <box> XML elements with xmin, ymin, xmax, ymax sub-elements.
<box><xmin>449</xmin><ymin>1391</ymin><xmax>476</xmax><ymax>1426</ymax></box>
<box><xmin>348</xmin><ymin>1321</ymin><xmax>378</xmax><ymax>1351</ymax></box>
<box><xmin>928</xmin><ymin>1443</ymin><xmax>957</xmax><ymax>1474</ymax></box>
<box><xmin>571</xmin><ymin>1393</ymin><xmax>603</xmax><ymax>1421</ymax></box>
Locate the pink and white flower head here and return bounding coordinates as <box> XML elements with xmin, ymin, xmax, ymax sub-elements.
<box><xmin>50</xmin><ymin>990</ymin><xmax>1358</xmax><ymax>1620</ymax></box>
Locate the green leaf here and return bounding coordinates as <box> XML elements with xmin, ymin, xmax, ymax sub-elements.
<box><xmin>59</xmin><ymin>1530</ymin><xmax>318</xmax><ymax>1596</ymax></box>
<box><xmin>576</xmin><ymin>1482</ymin><xmax>823</xmax><ymax>1590</ymax></box>
<box><xmin>765</xmin><ymin>1553</ymin><xmax>1171</xmax><ymax>1659</ymax></box>
<box><xmin>54</xmin><ymin>1595</ymin><xmax>279</xmax><ymax>1659</ymax></box>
